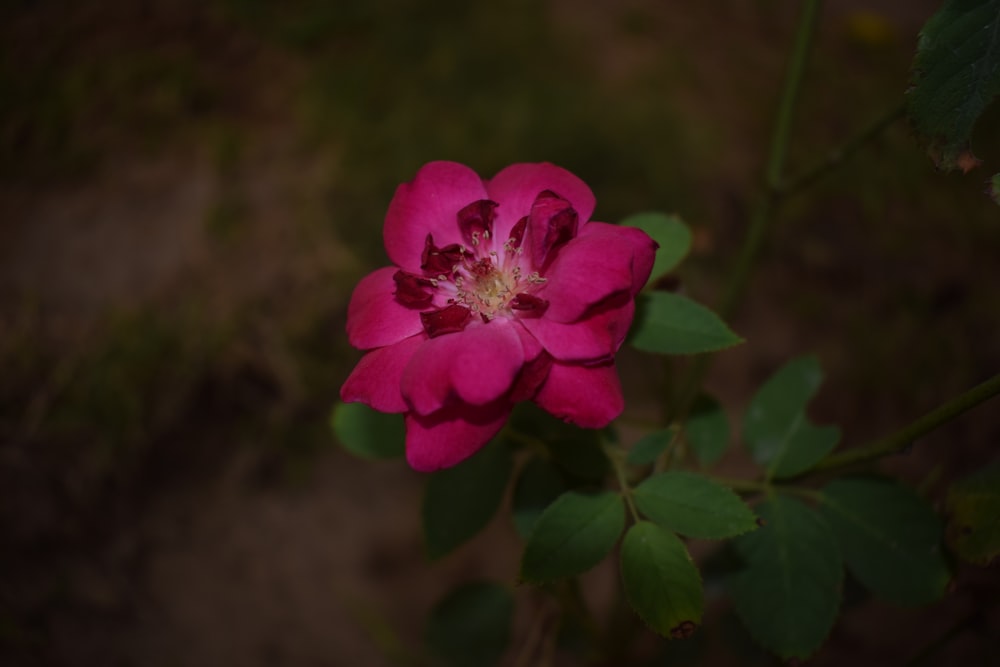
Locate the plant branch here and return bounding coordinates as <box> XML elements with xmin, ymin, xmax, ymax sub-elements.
<box><xmin>670</xmin><ymin>0</ymin><xmax>823</xmax><ymax>423</ymax></box>
<box><xmin>711</xmin><ymin>476</ymin><xmax>822</xmax><ymax>502</ymax></box>
<box><xmin>603</xmin><ymin>442</ymin><xmax>640</xmax><ymax>522</ymax></box>
<box><xmin>720</xmin><ymin>0</ymin><xmax>822</xmax><ymax>319</ymax></box>
<box><xmin>780</xmin><ymin>102</ymin><xmax>906</xmax><ymax>197</ymax></box>
<box><xmin>813</xmin><ymin>372</ymin><xmax>1000</xmax><ymax>472</ymax></box>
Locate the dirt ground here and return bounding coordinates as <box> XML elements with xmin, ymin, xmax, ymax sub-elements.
<box><xmin>2</xmin><ymin>0</ymin><xmax>999</xmax><ymax>665</ymax></box>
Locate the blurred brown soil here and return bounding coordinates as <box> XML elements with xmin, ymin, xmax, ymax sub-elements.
<box><xmin>2</xmin><ymin>1</ymin><xmax>999</xmax><ymax>666</ymax></box>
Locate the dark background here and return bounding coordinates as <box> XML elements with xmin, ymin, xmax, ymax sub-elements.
<box><xmin>2</xmin><ymin>0</ymin><xmax>998</xmax><ymax>664</ymax></box>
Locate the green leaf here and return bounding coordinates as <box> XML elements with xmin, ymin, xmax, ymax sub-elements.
<box><xmin>633</xmin><ymin>472</ymin><xmax>757</xmax><ymax>539</ymax></box>
<box><xmin>821</xmin><ymin>477</ymin><xmax>951</xmax><ymax>605</ymax></box>
<box><xmin>423</xmin><ymin>440</ymin><xmax>513</xmax><ymax>560</ymax></box>
<box><xmin>907</xmin><ymin>0</ymin><xmax>1000</xmax><ymax>172</ymax></box>
<box><xmin>511</xmin><ymin>459</ymin><xmax>569</xmax><ymax>539</ymax></box>
<box><xmin>620</xmin><ymin>212</ymin><xmax>693</xmax><ymax>283</ymax></box>
<box><xmin>946</xmin><ymin>461</ymin><xmax>1000</xmax><ymax>565</ymax></box>
<box><xmin>685</xmin><ymin>395</ymin><xmax>730</xmax><ymax>467</ymax></box>
<box><xmin>425</xmin><ymin>581</ymin><xmax>513</xmax><ymax>667</ymax></box>
<box><xmin>627</xmin><ymin>428</ymin><xmax>674</xmax><ymax>466</ymax></box>
<box><xmin>629</xmin><ymin>292</ymin><xmax>742</xmax><ymax>355</ymax></box>
<box><xmin>620</xmin><ymin>522</ymin><xmax>703</xmax><ymax>639</ymax></box>
<box><xmin>509</xmin><ymin>403</ymin><xmax>608</xmax><ymax>482</ymax></box>
<box><xmin>743</xmin><ymin>356</ymin><xmax>840</xmax><ymax>479</ymax></box>
<box><xmin>991</xmin><ymin>173</ymin><xmax>1000</xmax><ymax>205</ymax></box>
<box><xmin>520</xmin><ymin>491</ymin><xmax>625</xmax><ymax>582</ymax></box>
<box><xmin>330</xmin><ymin>401</ymin><xmax>405</xmax><ymax>459</ymax></box>
<box><xmin>726</xmin><ymin>496</ymin><xmax>842</xmax><ymax>660</ymax></box>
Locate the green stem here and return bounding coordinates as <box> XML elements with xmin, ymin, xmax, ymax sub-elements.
<box><xmin>813</xmin><ymin>372</ymin><xmax>1000</xmax><ymax>471</ymax></box>
<box><xmin>712</xmin><ymin>477</ymin><xmax>822</xmax><ymax>502</ymax></box>
<box><xmin>720</xmin><ymin>0</ymin><xmax>822</xmax><ymax>319</ymax></box>
<box><xmin>603</xmin><ymin>443</ymin><xmax>640</xmax><ymax>522</ymax></box>
<box><xmin>781</xmin><ymin>103</ymin><xmax>906</xmax><ymax>197</ymax></box>
<box><xmin>670</xmin><ymin>1</ymin><xmax>823</xmax><ymax>425</ymax></box>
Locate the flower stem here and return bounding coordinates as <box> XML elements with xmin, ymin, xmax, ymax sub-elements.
<box><xmin>602</xmin><ymin>442</ymin><xmax>640</xmax><ymax>523</ymax></box>
<box><xmin>812</xmin><ymin>372</ymin><xmax>1000</xmax><ymax>472</ymax></box>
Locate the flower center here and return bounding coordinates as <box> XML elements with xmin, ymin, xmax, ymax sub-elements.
<box><xmin>452</xmin><ymin>258</ymin><xmax>514</xmax><ymax>316</ymax></box>
<box><xmin>394</xmin><ymin>193</ymin><xmax>578</xmax><ymax>338</ymax></box>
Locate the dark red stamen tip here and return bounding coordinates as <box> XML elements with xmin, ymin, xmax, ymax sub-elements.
<box><xmin>421</xmin><ymin>234</ymin><xmax>467</xmax><ymax>275</ymax></box>
<box><xmin>508</xmin><ymin>216</ymin><xmax>527</xmax><ymax>249</ymax></box>
<box><xmin>393</xmin><ymin>270</ymin><xmax>435</xmax><ymax>308</ymax></box>
<box><xmin>530</xmin><ymin>190</ymin><xmax>578</xmax><ymax>266</ymax></box>
<box><xmin>510</xmin><ymin>293</ymin><xmax>548</xmax><ymax>315</ymax></box>
<box><xmin>420</xmin><ymin>304</ymin><xmax>473</xmax><ymax>337</ymax></box>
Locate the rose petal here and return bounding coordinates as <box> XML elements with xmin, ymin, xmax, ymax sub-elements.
<box><xmin>527</xmin><ymin>190</ymin><xmax>579</xmax><ymax>269</ymax></box>
<box><xmin>340</xmin><ymin>335</ymin><xmax>426</xmax><ymax>413</ymax></box>
<box><xmin>347</xmin><ymin>266</ymin><xmax>426</xmax><ymax>350</ymax></box>
<box><xmin>534</xmin><ymin>361</ymin><xmax>624</xmax><ymax>428</ymax></box>
<box><xmin>384</xmin><ymin>162</ymin><xmax>488</xmax><ymax>271</ymax></box>
<box><xmin>538</xmin><ymin>222</ymin><xmax>658</xmax><ymax>323</ymax></box>
<box><xmin>519</xmin><ymin>293</ymin><xmax>635</xmax><ymax>362</ymax></box>
<box><xmin>509</xmin><ymin>350</ymin><xmax>553</xmax><ymax>402</ymax></box>
<box><xmin>401</xmin><ymin>320</ymin><xmax>525</xmax><ymax>415</ymax></box>
<box><xmin>405</xmin><ymin>401</ymin><xmax>511</xmax><ymax>471</ymax></box>
<box><xmin>486</xmin><ymin>163</ymin><xmax>596</xmax><ymax>246</ymax></box>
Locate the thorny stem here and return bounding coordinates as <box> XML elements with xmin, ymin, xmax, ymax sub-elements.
<box><xmin>810</xmin><ymin>372</ymin><xmax>1000</xmax><ymax>472</ymax></box>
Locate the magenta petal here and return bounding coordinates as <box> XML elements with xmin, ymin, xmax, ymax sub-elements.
<box><xmin>520</xmin><ymin>294</ymin><xmax>635</xmax><ymax>362</ymax></box>
<box><xmin>405</xmin><ymin>401</ymin><xmax>511</xmax><ymax>471</ymax></box>
<box><xmin>535</xmin><ymin>361</ymin><xmax>624</xmax><ymax>428</ymax></box>
<box><xmin>539</xmin><ymin>222</ymin><xmax>658</xmax><ymax>323</ymax></box>
<box><xmin>401</xmin><ymin>320</ymin><xmax>525</xmax><ymax>415</ymax></box>
<box><xmin>486</xmin><ymin>163</ymin><xmax>596</xmax><ymax>246</ymax></box>
<box><xmin>340</xmin><ymin>335</ymin><xmax>425</xmax><ymax>413</ymax></box>
<box><xmin>347</xmin><ymin>266</ymin><xmax>426</xmax><ymax>350</ymax></box>
<box><xmin>384</xmin><ymin>162</ymin><xmax>489</xmax><ymax>271</ymax></box>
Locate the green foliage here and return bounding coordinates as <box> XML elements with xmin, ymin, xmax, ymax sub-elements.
<box><xmin>620</xmin><ymin>522</ymin><xmax>703</xmax><ymax>639</ymax></box>
<box><xmin>425</xmin><ymin>581</ymin><xmax>514</xmax><ymax>667</ymax></box>
<box><xmin>422</xmin><ymin>440</ymin><xmax>513</xmax><ymax>560</ymax></box>
<box><xmin>508</xmin><ymin>403</ymin><xmax>609</xmax><ymax>483</ymax></box>
<box><xmin>991</xmin><ymin>173</ymin><xmax>1000</xmax><ymax>205</ymax></box>
<box><xmin>908</xmin><ymin>0</ymin><xmax>1000</xmax><ymax>171</ymax></box>
<box><xmin>726</xmin><ymin>496</ymin><xmax>842</xmax><ymax>659</ymax></box>
<box><xmin>684</xmin><ymin>395</ymin><xmax>730</xmax><ymax>467</ymax></box>
<box><xmin>821</xmin><ymin>477</ymin><xmax>951</xmax><ymax>605</ymax></box>
<box><xmin>619</xmin><ymin>213</ymin><xmax>693</xmax><ymax>284</ymax></box>
<box><xmin>511</xmin><ymin>458</ymin><xmax>570</xmax><ymax>539</ymax></box>
<box><xmin>633</xmin><ymin>472</ymin><xmax>757</xmax><ymax>539</ymax></box>
<box><xmin>629</xmin><ymin>292</ymin><xmax>743</xmax><ymax>355</ymax></box>
<box><xmin>520</xmin><ymin>491</ymin><xmax>625</xmax><ymax>583</ymax></box>
<box><xmin>330</xmin><ymin>402</ymin><xmax>406</xmax><ymax>460</ymax></box>
<box><xmin>626</xmin><ymin>428</ymin><xmax>674</xmax><ymax>466</ymax></box>
<box><xmin>743</xmin><ymin>356</ymin><xmax>840</xmax><ymax>479</ymax></box>
<box><xmin>946</xmin><ymin>461</ymin><xmax>1000</xmax><ymax>565</ymax></box>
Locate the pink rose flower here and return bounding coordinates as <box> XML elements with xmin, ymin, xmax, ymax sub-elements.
<box><xmin>341</xmin><ymin>162</ymin><xmax>657</xmax><ymax>471</ymax></box>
